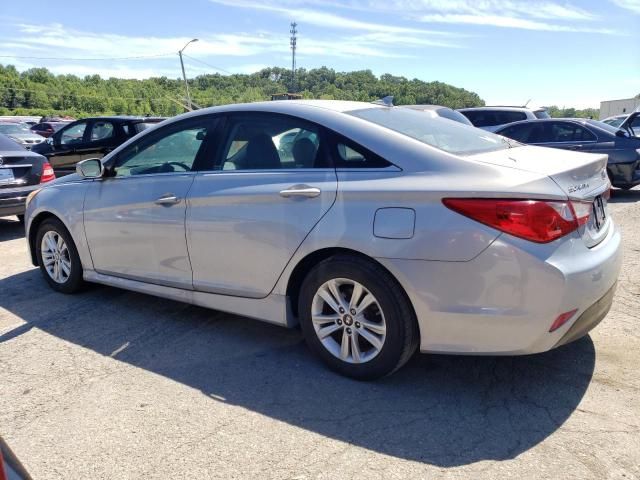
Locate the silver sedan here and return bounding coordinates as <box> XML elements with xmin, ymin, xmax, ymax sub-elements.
<box><xmin>24</xmin><ymin>100</ymin><xmax>622</xmax><ymax>379</ymax></box>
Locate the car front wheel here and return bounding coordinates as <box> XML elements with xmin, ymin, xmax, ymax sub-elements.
<box><xmin>35</xmin><ymin>218</ymin><xmax>84</xmax><ymax>294</ymax></box>
<box><xmin>298</xmin><ymin>255</ymin><xmax>419</xmax><ymax>380</ymax></box>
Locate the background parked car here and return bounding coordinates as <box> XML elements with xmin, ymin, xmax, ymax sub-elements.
<box><xmin>602</xmin><ymin>114</ymin><xmax>627</xmax><ymax>128</ymax></box>
<box><xmin>401</xmin><ymin>105</ymin><xmax>474</xmax><ymax>125</ymax></box>
<box><xmin>0</xmin><ymin>123</ymin><xmax>45</xmax><ymax>149</ymax></box>
<box><xmin>495</xmin><ymin>118</ymin><xmax>640</xmax><ymax>189</ymax></box>
<box><xmin>31</xmin><ymin>116</ymin><xmax>165</xmax><ymax>176</ymax></box>
<box><xmin>30</xmin><ymin>121</ymin><xmax>69</xmax><ymax>138</ymax></box>
<box><xmin>0</xmin><ymin>133</ymin><xmax>55</xmax><ymax>221</ymax></box>
<box><xmin>458</xmin><ymin>106</ymin><xmax>550</xmax><ymax>132</ymax></box>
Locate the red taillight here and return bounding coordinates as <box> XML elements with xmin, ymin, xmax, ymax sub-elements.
<box><xmin>40</xmin><ymin>163</ymin><xmax>55</xmax><ymax>183</ymax></box>
<box><xmin>549</xmin><ymin>309</ymin><xmax>578</xmax><ymax>332</ymax></box>
<box><xmin>443</xmin><ymin>198</ymin><xmax>587</xmax><ymax>243</ymax></box>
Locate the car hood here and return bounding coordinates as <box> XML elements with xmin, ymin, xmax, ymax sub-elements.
<box><xmin>7</xmin><ymin>133</ymin><xmax>43</xmax><ymax>141</ymax></box>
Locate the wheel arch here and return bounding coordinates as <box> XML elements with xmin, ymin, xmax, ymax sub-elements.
<box><xmin>28</xmin><ymin>211</ymin><xmax>62</xmax><ymax>266</ymax></box>
<box><xmin>285</xmin><ymin>247</ymin><xmax>418</xmax><ymax>325</ymax></box>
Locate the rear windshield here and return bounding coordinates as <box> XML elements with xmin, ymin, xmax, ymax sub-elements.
<box><xmin>0</xmin><ymin>133</ymin><xmax>24</xmax><ymax>150</ymax></box>
<box><xmin>348</xmin><ymin>107</ymin><xmax>509</xmax><ymax>155</ymax></box>
<box><xmin>534</xmin><ymin>110</ymin><xmax>550</xmax><ymax>119</ymax></box>
<box><xmin>436</xmin><ymin>108</ymin><xmax>473</xmax><ymax>125</ymax></box>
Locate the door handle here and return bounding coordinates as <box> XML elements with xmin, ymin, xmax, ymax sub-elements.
<box><xmin>279</xmin><ymin>185</ymin><xmax>321</xmax><ymax>198</ymax></box>
<box><xmin>155</xmin><ymin>194</ymin><xmax>181</xmax><ymax>205</ymax></box>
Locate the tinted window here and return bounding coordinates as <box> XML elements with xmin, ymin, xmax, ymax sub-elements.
<box><xmin>548</xmin><ymin>122</ymin><xmax>596</xmax><ymax>142</ymax></box>
<box><xmin>534</xmin><ymin>110</ymin><xmax>550</xmax><ymax>119</ymax></box>
<box><xmin>436</xmin><ymin>108</ymin><xmax>473</xmax><ymax>125</ymax></box>
<box><xmin>60</xmin><ymin>122</ymin><xmax>88</xmax><ymax>145</ymax></box>
<box><xmin>460</xmin><ymin>110</ymin><xmax>526</xmax><ymax>127</ymax></box>
<box><xmin>349</xmin><ymin>107</ymin><xmax>509</xmax><ymax>155</ymax></box>
<box><xmin>498</xmin><ymin>124</ymin><xmax>536</xmax><ymax>142</ymax></box>
<box><xmin>90</xmin><ymin>121</ymin><xmax>114</xmax><ymax>141</ymax></box>
<box><xmin>219</xmin><ymin>114</ymin><xmax>326</xmax><ymax>170</ymax></box>
<box><xmin>114</xmin><ymin>120</ymin><xmax>211</xmax><ymax>177</ymax></box>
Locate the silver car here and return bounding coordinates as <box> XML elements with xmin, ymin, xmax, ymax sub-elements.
<box><xmin>24</xmin><ymin>100</ymin><xmax>622</xmax><ymax>379</ymax></box>
<box><xmin>0</xmin><ymin>123</ymin><xmax>45</xmax><ymax>149</ymax></box>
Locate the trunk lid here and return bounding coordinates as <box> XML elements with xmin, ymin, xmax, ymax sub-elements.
<box><xmin>470</xmin><ymin>145</ymin><xmax>611</xmax><ymax>247</ymax></box>
<box><xmin>0</xmin><ymin>151</ymin><xmax>40</xmax><ymax>189</ymax></box>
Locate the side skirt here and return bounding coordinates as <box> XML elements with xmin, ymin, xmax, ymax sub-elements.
<box><xmin>83</xmin><ymin>270</ymin><xmax>295</xmax><ymax>328</ymax></box>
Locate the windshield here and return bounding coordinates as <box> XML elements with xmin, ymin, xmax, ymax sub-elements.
<box><xmin>587</xmin><ymin>119</ymin><xmax>625</xmax><ymax>135</ymax></box>
<box><xmin>348</xmin><ymin>107</ymin><xmax>510</xmax><ymax>155</ymax></box>
<box><xmin>0</xmin><ymin>124</ymin><xmax>30</xmax><ymax>134</ymax></box>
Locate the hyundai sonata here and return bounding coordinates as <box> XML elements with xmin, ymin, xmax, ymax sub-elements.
<box><xmin>24</xmin><ymin>100</ymin><xmax>621</xmax><ymax>379</ymax></box>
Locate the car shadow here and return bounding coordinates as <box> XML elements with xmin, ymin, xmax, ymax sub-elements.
<box><xmin>0</xmin><ymin>217</ymin><xmax>25</xmax><ymax>242</ymax></box>
<box><xmin>609</xmin><ymin>187</ymin><xmax>640</xmax><ymax>204</ymax></box>
<box><xmin>0</xmin><ymin>269</ymin><xmax>596</xmax><ymax>467</ymax></box>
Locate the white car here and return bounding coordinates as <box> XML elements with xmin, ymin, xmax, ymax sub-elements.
<box><xmin>458</xmin><ymin>106</ymin><xmax>550</xmax><ymax>132</ymax></box>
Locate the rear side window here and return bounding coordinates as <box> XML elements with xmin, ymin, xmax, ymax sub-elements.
<box><xmin>495</xmin><ymin>111</ymin><xmax>528</xmax><ymax>124</ymax></box>
<box><xmin>333</xmin><ymin>140</ymin><xmax>391</xmax><ymax>168</ymax></box>
<box><xmin>534</xmin><ymin>110</ymin><xmax>550</xmax><ymax>119</ymax></box>
<box><xmin>548</xmin><ymin>122</ymin><xmax>596</xmax><ymax>142</ymax></box>
<box><xmin>498</xmin><ymin>124</ymin><xmax>534</xmax><ymax>142</ymax></box>
<box><xmin>90</xmin><ymin>121</ymin><xmax>114</xmax><ymax>141</ymax></box>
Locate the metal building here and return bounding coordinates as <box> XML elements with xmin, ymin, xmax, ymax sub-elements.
<box><xmin>599</xmin><ymin>97</ymin><xmax>640</xmax><ymax>119</ymax></box>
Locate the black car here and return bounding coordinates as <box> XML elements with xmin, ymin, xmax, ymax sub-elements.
<box><xmin>0</xmin><ymin>134</ymin><xmax>55</xmax><ymax>221</ymax></box>
<box><xmin>496</xmin><ymin>118</ymin><xmax>640</xmax><ymax>189</ymax></box>
<box><xmin>31</xmin><ymin>116</ymin><xmax>165</xmax><ymax>176</ymax></box>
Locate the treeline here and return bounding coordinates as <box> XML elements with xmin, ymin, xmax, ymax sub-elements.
<box><xmin>0</xmin><ymin>64</ymin><xmax>485</xmax><ymax>118</ymax></box>
<box><xmin>547</xmin><ymin>105</ymin><xmax>599</xmax><ymax>119</ymax></box>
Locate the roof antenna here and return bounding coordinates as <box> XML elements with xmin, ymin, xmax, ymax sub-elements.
<box><xmin>372</xmin><ymin>96</ymin><xmax>394</xmax><ymax>107</ymax></box>
<box><xmin>523</xmin><ymin>98</ymin><xmax>531</xmax><ymax>108</ymax></box>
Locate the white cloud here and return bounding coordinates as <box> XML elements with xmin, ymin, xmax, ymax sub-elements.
<box><xmin>610</xmin><ymin>0</ymin><xmax>640</xmax><ymax>13</ymax></box>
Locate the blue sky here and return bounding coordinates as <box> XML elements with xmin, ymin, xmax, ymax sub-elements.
<box><xmin>1</xmin><ymin>0</ymin><xmax>638</xmax><ymax>108</ymax></box>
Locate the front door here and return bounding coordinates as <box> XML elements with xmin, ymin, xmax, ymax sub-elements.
<box><xmin>186</xmin><ymin>112</ymin><xmax>337</xmax><ymax>298</ymax></box>
<box><xmin>83</xmin><ymin>116</ymin><xmax>217</xmax><ymax>289</ymax></box>
<box><xmin>49</xmin><ymin>120</ymin><xmax>89</xmax><ymax>175</ymax></box>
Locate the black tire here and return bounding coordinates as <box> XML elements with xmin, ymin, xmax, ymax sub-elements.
<box><xmin>298</xmin><ymin>254</ymin><xmax>419</xmax><ymax>380</ymax></box>
<box><xmin>16</xmin><ymin>214</ymin><xmax>24</xmax><ymax>224</ymax></box>
<box><xmin>35</xmin><ymin>218</ymin><xmax>84</xmax><ymax>294</ymax></box>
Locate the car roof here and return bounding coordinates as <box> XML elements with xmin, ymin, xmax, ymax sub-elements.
<box><xmin>459</xmin><ymin>106</ymin><xmax>547</xmax><ymax>112</ymax></box>
<box><xmin>73</xmin><ymin>116</ymin><xmax>167</xmax><ymax>122</ymax></box>
<box><xmin>401</xmin><ymin>104</ymin><xmax>447</xmax><ymax>111</ymax></box>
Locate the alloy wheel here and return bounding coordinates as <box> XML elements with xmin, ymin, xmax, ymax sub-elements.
<box><xmin>40</xmin><ymin>230</ymin><xmax>72</xmax><ymax>284</ymax></box>
<box><xmin>311</xmin><ymin>278</ymin><xmax>387</xmax><ymax>364</ymax></box>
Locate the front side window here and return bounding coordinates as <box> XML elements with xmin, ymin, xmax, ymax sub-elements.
<box><xmin>548</xmin><ymin>123</ymin><xmax>596</xmax><ymax>143</ymax></box>
<box><xmin>114</xmin><ymin>121</ymin><xmax>210</xmax><ymax>177</ymax></box>
<box><xmin>349</xmin><ymin>107</ymin><xmax>510</xmax><ymax>156</ymax></box>
<box><xmin>60</xmin><ymin>122</ymin><xmax>88</xmax><ymax>145</ymax></box>
<box><xmin>90</xmin><ymin>121</ymin><xmax>114</xmax><ymax>141</ymax></box>
<box><xmin>219</xmin><ymin>115</ymin><xmax>325</xmax><ymax>170</ymax></box>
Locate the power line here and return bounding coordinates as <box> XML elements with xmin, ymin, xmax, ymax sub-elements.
<box><xmin>0</xmin><ymin>53</ymin><xmax>174</xmax><ymax>61</ymax></box>
<box><xmin>180</xmin><ymin>54</ymin><xmax>234</xmax><ymax>75</ymax></box>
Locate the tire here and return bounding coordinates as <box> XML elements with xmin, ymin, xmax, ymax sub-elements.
<box><xmin>35</xmin><ymin>218</ymin><xmax>84</xmax><ymax>294</ymax></box>
<box><xmin>298</xmin><ymin>254</ymin><xmax>419</xmax><ymax>380</ymax></box>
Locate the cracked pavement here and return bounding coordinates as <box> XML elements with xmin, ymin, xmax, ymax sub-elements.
<box><xmin>1</xmin><ymin>188</ymin><xmax>639</xmax><ymax>479</ymax></box>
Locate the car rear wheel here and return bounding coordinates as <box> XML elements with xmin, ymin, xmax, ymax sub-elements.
<box><xmin>36</xmin><ymin>218</ymin><xmax>84</xmax><ymax>294</ymax></box>
<box><xmin>298</xmin><ymin>255</ymin><xmax>419</xmax><ymax>380</ymax></box>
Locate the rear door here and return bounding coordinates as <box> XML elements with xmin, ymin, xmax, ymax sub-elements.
<box><xmin>186</xmin><ymin>112</ymin><xmax>337</xmax><ymax>298</ymax></box>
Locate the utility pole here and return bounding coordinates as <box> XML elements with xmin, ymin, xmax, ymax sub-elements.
<box><xmin>290</xmin><ymin>22</ymin><xmax>297</xmax><ymax>93</ymax></box>
<box><xmin>178</xmin><ymin>38</ymin><xmax>199</xmax><ymax>111</ymax></box>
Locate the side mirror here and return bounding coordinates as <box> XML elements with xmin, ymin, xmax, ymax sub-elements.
<box><xmin>76</xmin><ymin>158</ymin><xmax>104</xmax><ymax>179</ymax></box>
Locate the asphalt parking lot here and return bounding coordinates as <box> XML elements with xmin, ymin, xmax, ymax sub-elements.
<box><xmin>1</xmin><ymin>190</ymin><xmax>639</xmax><ymax>480</ymax></box>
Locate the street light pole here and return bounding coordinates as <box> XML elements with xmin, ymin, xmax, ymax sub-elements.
<box><xmin>178</xmin><ymin>38</ymin><xmax>199</xmax><ymax>111</ymax></box>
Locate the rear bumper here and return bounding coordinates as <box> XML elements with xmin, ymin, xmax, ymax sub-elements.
<box><xmin>378</xmin><ymin>220</ymin><xmax>622</xmax><ymax>355</ymax></box>
<box><xmin>0</xmin><ymin>184</ymin><xmax>40</xmax><ymax>217</ymax></box>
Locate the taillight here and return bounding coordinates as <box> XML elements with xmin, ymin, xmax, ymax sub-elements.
<box><xmin>40</xmin><ymin>163</ymin><xmax>55</xmax><ymax>183</ymax></box>
<box><xmin>443</xmin><ymin>198</ymin><xmax>589</xmax><ymax>243</ymax></box>
<box><xmin>549</xmin><ymin>309</ymin><xmax>578</xmax><ymax>332</ymax></box>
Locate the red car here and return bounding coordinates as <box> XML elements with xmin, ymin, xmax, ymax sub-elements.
<box><xmin>30</xmin><ymin>122</ymin><xmax>69</xmax><ymax>138</ymax></box>
<box><xmin>0</xmin><ymin>437</ymin><xmax>31</xmax><ymax>480</ymax></box>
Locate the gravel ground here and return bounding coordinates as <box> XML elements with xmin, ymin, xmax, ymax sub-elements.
<box><xmin>1</xmin><ymin>189</ymin><xmax>639</xmax><ymax>480</ymax></box>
